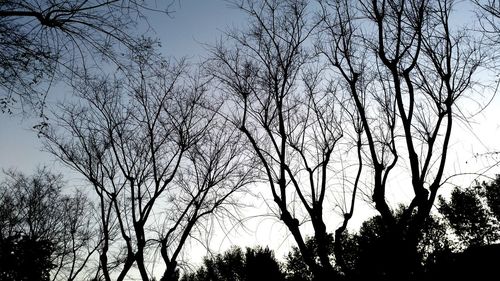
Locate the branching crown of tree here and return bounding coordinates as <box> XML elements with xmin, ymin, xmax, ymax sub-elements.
<box><xmin>0</xmin><ymin>0</ymin><xmax>172</xmax><ymax>115</ymax></box>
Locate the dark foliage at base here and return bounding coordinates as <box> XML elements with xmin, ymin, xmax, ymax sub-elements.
<box><xmin>0</xmin><ymin>235</ymin><xmax>54</xmax><ymax>281</ymax></box>
<box><xmin>181</xmin><ymin>246</ymin><xmax>285</xmax><ymax>281</ymax></box>
<box><xmin>181</xmin><ymin>175</ymin><xmax>500</xmax><ymax>281</ymax></box>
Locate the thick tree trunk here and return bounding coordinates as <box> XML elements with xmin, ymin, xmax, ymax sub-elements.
<box><xmin>161</xmin><ymin>261</ymin><xmax>178</xmax><ymax>281</ymax></box>
<box><xmin>135</xmin><ymin>224</ymin><xmax>149</xmax><ymax>281</ymax></box>
<box><xmin>383</xmin><ymin>220</ymin><xmax>423</xmax><ymax>281</ymax></box>
<box><xmin>136</xmin><ymin>249</ymin><xmax>149</xmax><ymax>281</ymax></box>
<box><xmin>312</xmin><ymin>215</ymin><xmax>336</xmax><ymax>279</ymax></box>
<box><xmin>99</xmin><ymin>251</ymin><xmax>111</xmax><ymax>281</ymax></box>
<box><xmin>334</xmin><ymin>228</ymin><xmax>349</xmax><ymax>277</ymax></box>
<box><xmin>280</xmin><ymin>210</ymin><xmax>323</xmax><ymax>279</ymax></box>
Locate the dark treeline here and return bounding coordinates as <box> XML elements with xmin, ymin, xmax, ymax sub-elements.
<box><xmin>1</xmin><ymin>0</ymin><xmax>500</xmax><ymax>281</ymax></box>
<box><xmin>2</xmin><ymin>170</ymin><xmax>500</xmax><ymax>280</ymax></box>
<box><xmin>182</xmin><ymin>175</ymin><xmax>500</xmax><ymax>281</ymax></box>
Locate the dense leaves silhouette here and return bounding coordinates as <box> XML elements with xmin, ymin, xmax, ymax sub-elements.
<box><xmin>181</xmin><ymin>246</ymin><xmax>285</xmax><ymax>281</ymax></box>
<box><xmin>0</xmin><ymin>168</ymin><xmax>96</xmax><ymax>281</ymax></box>
<box><xmin>439</xmin><ymin>175</ymin><xmax>500</xmax><ymax>247</ymax></box>
<box><xmin>0</xmin><ymin>235</ymin><xmax>53</xmax><ymax>281</ymax></box>
<box><xmin>339</xmin><ymin>209</ymin><xmax>451</xmax><ymax>281</ymax></box>
<box><xmin>439</xmin><ymin>187</ymin><xmax>500</xmax><ymax>247</ymax></box>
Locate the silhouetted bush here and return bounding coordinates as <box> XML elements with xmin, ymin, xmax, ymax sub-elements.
<box><xmin>0</xmin><ymin>234</ymin><xmax>54</xmax><ymax>281</ymax></box>
<box><xmin>0</xmin><ymin>168</ymin><xmax>96</xmax><ymax>281</ymax></box>
<box><xmin>334</xmin><ymin>206</ymin><xmax>451</xmax><ymax>281</ymax></box>
<box><xmin>181</xmin><ymin>246</ymin><xmax>285</xmax><ymax>281</ymax></box>
<box><xmin>439</xmin><ymin>186</ymin><xmax>500</xmax><ymax>247</ymax></box>
<box><xmin>427</xmin><ymin>243</ymin><xmax>500</xmax><ymax>280</ymax></box>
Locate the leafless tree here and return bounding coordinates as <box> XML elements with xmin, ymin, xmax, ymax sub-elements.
<box><xmin>51</xmin><ymin>190</ymin><xmax>100</xmax><ymax>281</ymax></box>
<box><xmin>474</xmin><ymin>0</ymin><xmax>500</xmax><ymax>45</ymax></box>
<box><xmin>206</xmin><ymin>1</ymin><xmax>364</xmax><ymax>280</ymax></box>
<box><xmin>159</xmin><ymin>120</ymin><xmax>256</xmax><ymax>281</ymax></box>
<box><xmin>0</xmin><ymin>0</ymin><xmax>174</xmax><ymax>116</ymax></box>
<box><xmin>42</xmin><ymin>50</ymin><xmax>255</xmax><ymax>281</ymax></box>
<box><xmin>320</xmin><ymin>0</ymin><xmax>490</xmax><ymax>279</ymax></box>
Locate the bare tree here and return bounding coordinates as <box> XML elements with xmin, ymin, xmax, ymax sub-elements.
<box><xmin>474</xmin><ymin>0</ymin><xmax>500</xmax><ymax>44</ymax></box>
<box><xmin>0</xmin><ymin>0</ymin><xmax>174</xmax><ymax>115</ymax></box>
<box><xmin>42</xmin><ymin>54</ymin><xmax>196</xmax><ymax>281</ymax></box>
<box><xmin>159</xmin><ymin>120</ymin><xmax>256</xmax><ymax>281</ymax></box>
<box><xmin>207</xmin><ymin>1</ymin><xmax>363</xmax><ymax>280</ymax></box>
<box><xmin>320</xmin><ymin>0</ymin><xmax>490</xmax><ymax>279</ymax></box>
<box><xmin>42</xmin><ymin>50</ymin><xmax>255</xmax><ymax>280</ymax></box>
<box><xmin>51</xmin><ymin>190</ymin><xmax>100</xmax><ymax>281</ymax></box>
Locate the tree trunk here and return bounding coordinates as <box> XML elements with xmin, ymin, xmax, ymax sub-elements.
<box><xmin>136</xmin><ymin>249</ymin><xmax>149</xmax><ymax>281</ymax></box>
<box><xmin>334</xmin><ymin>228</ymin><xmax>349</xmax><ymax>278</ymax></box>
<box><xmin>161</xmin><ymin>261</ymin><xmax>178</xmax><ymax>281</ymax></box>
<box><xmin>383</xmin><ymin>222</ymin><xmax>422</xmax><ymax>281</ymax></box>
<box><xmin>312</xmin><ymin>215</ymin><xmax>336</xmax><ymax>279</ymax></box>
<box><xmin>280</xmin><ymin>210</ymin><xmax>323</xmax><ymax>280</ymax></box>
<box><xmin>135</xmin><ymin>224</ymin><xmax>149</xmax><ymax>281</ymax></box>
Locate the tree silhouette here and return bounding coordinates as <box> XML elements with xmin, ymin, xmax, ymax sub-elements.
<box><xmin>319</xmin><ymin>1</ymin><xmax>492</xmax><ymax>279</ymax></box>
<box><xmin>439</xmin><ymin>175</ymin><xmax>500</xmax><ymax>248</ymax></box>
<box><xmin>335</xmin><ymin>208</ymin><xmax>450</xmax><ymax>281</ymax></box>
<box><xmin>0</xmin><ymin>0</ymin><xmax>173</xmax><ymax>115</ymax></box>
<box><xmin>206</xmin><ymin>1</ymin><xmax>498</xmax><ymax>279</ymax></box>
<box><xmin>42</xmin><ymin>50</ymin><xmax>255</xmax><ymax>281</ymax></box>
<box><xmin>0</xmin><ymin>167</ymin><xmax>97</xmax><ymax>281</ymax></box>
<box><xmin>284</xmin><ymin>235</ymin><xmax>335</xmax><ymax>281</ymax></box>
<box><xmin>207</xmin><ymin>1</ymin><xmax>362</xmax><ymax>279</ymax></box>
<box><xmin>439</xmin><ymin>187</ymin><xmax>499</xmax><ymax>248</ymax></box>
<box><xmin>0</xmin><ymin>234</ymin><xmax>54</xmax><ymax>281</ymax></box>
<box><xmin>42</xmin><ymin>54</ymin><xmax>203</xmax><ymax>281</ymax></box>
<box><xmin>482</xmin><ymin>174</ymin><xmax>500</xmax><ymax>221</ymax></box>
<box><xmin>181</xmin><ymin>246</ymin><xmax>285</xmax><ymax>281</ymax></box>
